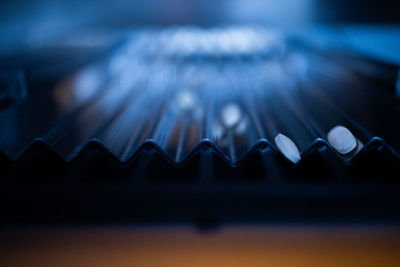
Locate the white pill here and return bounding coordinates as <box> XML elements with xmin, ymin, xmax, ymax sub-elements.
<box><xmin>327</xmin><ymin>125</ymin><xmax>357</xmax><ymax>155</ymax></box>
<box><xmin>221</xmin><ymin>103</ymin><xmax>242</xmax><ymax>128</ymax></box>
<box><xmin>274</xmin><ymin>133</ymin><xmax>301</xmax><ymax>164</ymax></box>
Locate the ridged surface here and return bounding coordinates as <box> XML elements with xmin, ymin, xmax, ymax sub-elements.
<box><xmin>0</xmin><ymin>136</ymin><xmax>399</xmax><ymax>166</ymax></box>
<box><xmin>1</xmin><ymin>27</ymin><xmax>400</xmax><ymax>224</ymax></box>
<box><xmin>0</xmin><ymin>27</ymin><xmax>399</xmax><ymax>168</ymax></box>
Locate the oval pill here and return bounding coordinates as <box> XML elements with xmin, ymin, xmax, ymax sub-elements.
<box><xmin>274</xmin><ymin>133</ymin><xmax>301</xmax><ymax>164</ymax></box>
<box><xmin>327</xmin><ymin>125</ymin><xmax>357</xmax><ymax>155</ymax></box>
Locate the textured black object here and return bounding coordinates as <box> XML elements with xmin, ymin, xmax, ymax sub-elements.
<box><xmin>1</xmin><ymin>138</ymin><xmax>399</xmax><ymax>225</ymax></box>
<box><xmin>0</xmin><ymin>28</ymin><xmax>400</xmax><ymax>225</ymax></box>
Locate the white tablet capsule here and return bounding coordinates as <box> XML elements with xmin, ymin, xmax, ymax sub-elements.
<box><xmin>274</xmin><ymin>133</ymin><xmax>301</xmax><ymax>164</ymax></box>
<box><xmin>221</xmin><ymin>103</ymin><xmax>242</xmax><ymax>128</ymax></box>
<box><xmin>327</xmin><ymin>125</ymin><xmax>357</xmax><ymax>155</ymax></box>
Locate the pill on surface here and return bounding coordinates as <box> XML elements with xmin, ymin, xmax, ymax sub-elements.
<box><xmin>274</xmin><ymin>133</ymin><xmax>301</xmax><ymax>164</ymax></box>
<box><xmin>221</xmin><ymin>103</ymin><xmax>242</xmax><ymax>128</ymax></box>
<box><xmin>327</xmin><ymin>125</ymin><xmax>357</xmax><ymax>155</ymax></box>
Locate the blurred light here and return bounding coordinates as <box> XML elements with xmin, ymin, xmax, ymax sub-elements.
<box><xmin>174</xmin><ymin>90</ymin><xmax>204</xmax><ymax>120</ymax></box>
<box><xmin>53</xmin><ymin>26</ymin><xmax>310</xmax><ymax>144</ymax></box>
<box><xmin>235</xmin><ymin>116</ymin><xmax>248</xmax><ymax>134</ymax></box>
<box><xmin>176</xmin><ymin>90</ymin><xmax>196</xmax><ymax>111</ymax></box>
<box><xmin>224</xmin><ymin>0</ymin><xmax>313</xmax><ymax>25</ymax></box>
<box><xmin>74</xmin><ymin>66</ymin><xmax>104</xmax><ymax>101</ymax></box>
<box><xmin>286</xmin><ymin>53</ymin><xmax>309</xmax><ymax>79</ymax></box>
<box><xmin>158</xmin><ymin>26</ymin><xmax>283</xmax><ymax>57</ymax></box>
<box><xmin>221</xmin><ymin>103</ymin><xmax>242</xmax><ymax>128</ymax></box>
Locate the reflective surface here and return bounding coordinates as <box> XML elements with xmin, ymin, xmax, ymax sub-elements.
<box><xmin>0</xmin><ymin>26</ymin><xmax>399</xmax><ymax>164</ymax></box>
<box><xmin>0</xmin><ymin>26</ymin><xmax>400</xmax><ymax>225</ymax></box>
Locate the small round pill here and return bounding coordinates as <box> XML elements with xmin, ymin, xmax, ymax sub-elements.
<box><xmin>221</xmin><ymin>103</ymin><xmax>242</xmax><ymax>128</ymax></box>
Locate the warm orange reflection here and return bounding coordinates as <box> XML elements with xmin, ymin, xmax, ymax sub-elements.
<box><xmin>1</xmin><ymin>226</ymin><xmax>400</xmax><ymax>267</ymax></box>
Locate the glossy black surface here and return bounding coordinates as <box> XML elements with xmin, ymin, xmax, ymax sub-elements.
<box><xmin>0</xmin><ymin>27</ymin><xmax>399</xmax><ymax>225</ymax></box>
